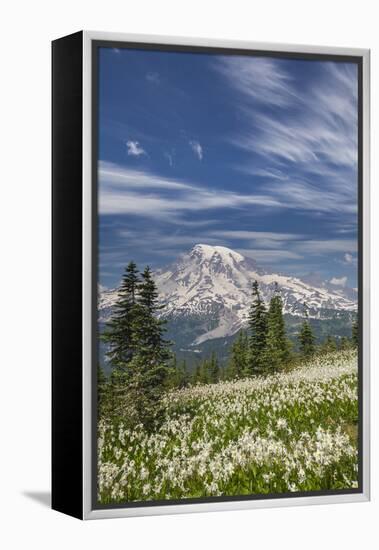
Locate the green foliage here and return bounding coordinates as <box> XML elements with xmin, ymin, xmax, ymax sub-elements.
<box><xmin>339</xmin><ymin>336</ymin><xmax>351</xmax><ymax>350</ymax></box>
<box><xmin>321</xmin><ymin>334</ymin><xmax>338</xmax><ymax>354</ymax></box>
<box><xmin>298</xmin><ymin>307</ymin><xmax>316</xmax><ymax>358</ymax></box>
<box><xmin>265</xmin><ymin>283</ymin><xmax>292</xmax><ymax>372</ymax></box>
<box><xmin>169</xmin><ymin>357</ymin><xmax>190</xmax><ymax>389</ymax></box>
<box><xmin>352</xmin><ymin>319</ymin><xmax>359</xmax><ymax>347</ymax></box>
<box><xmin>97</xmin><ymin>364</ymin><xmax>108</xmax><ymax>417</ymax></box>
<box><xmin>134</xmin><ymin>267</ymin><xmax>172</xmax><ymax>369</ymax></box>
<box><xmin>247</xmin><ymin>281</ymin><xmax>268</xmax><ymax>375</ymax></box>
<box><xmin>208</xmin><ymin>352</ymin><xmax>220</xmax><ymax>383</ymax></box>
<box><xmin>226</xmin><ymin>330</ymin><xmax>249</xmax><ymax>379</ymax></box>
<box><xmin>101</xmin><ymin>261</ymin><xmax>140</xmax><ymax>371</ymax></box>
<box><xmin>100</xmin><ymin>262</ymin><xmax>172</xmax><ymax>429</ymax></box>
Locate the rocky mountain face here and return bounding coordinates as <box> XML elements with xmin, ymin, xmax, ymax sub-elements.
<box><xmin>98</xmin><ymin>244</ymin><xmax>357</xmax><ymax>347</ymax></box>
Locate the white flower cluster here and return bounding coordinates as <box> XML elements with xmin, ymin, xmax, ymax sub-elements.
<box><xmin>98</xmin><ymin>350</ymin><xmax>358</xmax><ymax>503</ymax></box>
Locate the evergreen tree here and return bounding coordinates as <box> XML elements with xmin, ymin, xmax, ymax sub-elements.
<box><xmin>339</xmin><ymin>336</ymin><xmax>351</xmax><ymax>350</ymax></box>
<box><xmin>321</xmin><ymin>334</ymin><xmax>337</xmax><ymax>354</ymax></box>
<box><xmin>193</xmin><ymin>364</ymin><xmax>202</xmax><ymax>384</ymax></box>
<box><xmin>101</xmin><ymin>261</ymin><xmax>140</xmax><ymax>373</ymax></box>
<box><xmin>180</xmin><ymin>360</ymin><xmax>190</xmax><ymax>387</ymax></box>
<box><xmin>135</xmin><ymin>266</ymin><xmax>171</xmax><ymax>367</ymax></box>
<box><xmin>298</xmin><ymin>306</ymin><xmax>315</xmax><ymax>358</ymax></box>
<box><xmin>199</xmin><ymin>358</ymin><xmax>210</xmax><ymax>384</ymax></box>
<box><xmin>265</xmin><ymin>283</ymin><xmax>291</xmax><ymax>372</ymax></box>
<box><xmin>128</xmin><ymin>266</ymin><xmax>172</xmax><ymax>428</ymax></box>
<box><xmin>97</xmin><ymin>364</ymin><xmax>108</xmax><ymax>417</ymax></box>
<box><xmin>101</xmin><ymin>263</ymin><xmax>173</xmax><ymax>429</ymax></box>
<box><xmin>227</xmin><ymin>331</ymin><xmax>248</xmax><ymax>379</ymax></box>
<box><xmin>247</xmin><ymin>281</ymin><xmax>268</xmax><ymax>375</ymax></box>
<box><xmin>169</xmin><ymin>358</ymin><xmax>190</xmax><ymax>388</ymax></box>
<box><xmin>352</xmin><ymin>319</ymin><xmax>359</xmax><ymax>347</ymax></box>
<box><xmin>208</xmin><ymin>352</ymin><xmax>220</xmax><ymax>383</ymax></box>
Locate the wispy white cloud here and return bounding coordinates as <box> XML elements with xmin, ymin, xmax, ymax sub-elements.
<box><xmin>119</xmin><ymin>230</ymin><xmax>222</xmax><ymax>249</ymax></box>
<box><xmin>212</xmin><ymin>230</ymin><xmax>301</xmax><ymax>241</ymax></box>
<box><xmin>215</xmin><ymin>57</ymin><xmax>358</xmax><ymax>219</ymax></box>
<box><xmin>189</xmin><ymin>140</ymin><xmax>203</xmax><ymax>160</ymax></box>
<box><xmin>237</xmin><ymin>249</ymin><xmax>303</xmax><ymax>262</ymax></box>
<box><xmin>210</xmin><ymin>230</ymin><xmax>357</xmax><ymax>265</ymax></box>
<box><xmin>215</xmin><ymin>56</ymin><xmax>297</xmax><ymax>107</ymax></box>
<box><xmin>99</xmin><ymin>161</ymin><xmax>193</xmax><ymax>191</ymax></box>
<box><xmin>126</xmin><ymin>140</ymin><xmax>146</xmax><ymax>157</ymax></box>
<box><xmin>98</xmin><ymin>161</ymin><xmax>357</xmax><ymax>222</ymax></box>
<box><xmin>211</xmin><ymin>230</ymin><xmax>302</xmax><ymax>249</ymax></box>
<box><xmin>98</xmin><ymin>162</ymin><xmax>281</xmax><ymax>218</ymax></box>
<box><xmin>267</xmin><ymin>179</ymin><xmax>357</xmax><ymax>215</ymax></box>
<box><xmin>294</xmin><ymin>239</ymin><xmax>357</xmax><ymax>255</ymax></box>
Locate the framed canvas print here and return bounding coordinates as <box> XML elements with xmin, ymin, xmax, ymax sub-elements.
<box><xmin>52</xmin><ymin>31</ymin><xmax>370</xmax><ymax>520</ymax></box>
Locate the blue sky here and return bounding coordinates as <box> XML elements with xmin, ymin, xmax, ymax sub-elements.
<box><xmin>98</xmin><ymin>46</ymin><xmax>358</xmax><ymax>290</ymax></box>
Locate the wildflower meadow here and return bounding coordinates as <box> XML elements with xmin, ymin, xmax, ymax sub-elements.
<box><xmin>98</xmin><ymin>349</ymin><xmax>358</xmax><ymax>504</ymax></box>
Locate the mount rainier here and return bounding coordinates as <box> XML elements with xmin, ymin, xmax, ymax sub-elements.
<box><xmin>99</xmin><ymin>244</ymin><xmax>357</xmax><ymax>348</ymax></box>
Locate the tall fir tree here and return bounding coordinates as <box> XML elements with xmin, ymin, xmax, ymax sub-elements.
<box><xmin>101</xmin><ymin>261</ymin><xmax>140</xmax><ymax>374</ymax></box>
<box><xmin>180</xmin><ymin>360</ymin><xmax>190</xmax><ymax>387</ymax></box>
<box><xmin>265</xmin><ymin>283</ymin><xmax>291</xmax><ymax>372</ymax></box>
<box><xmin>339</xmin><ymin>336</ymin><xmax>351</xmax><ymax>350</ymax></box>
<box><xmin>248</xmin><ymin>281</ymin><xmax>268</xmax><ymax>375</ymax></box>
<box><xmin>298</xmin><ymin>305</ymin><xmax>315</xmax><ymax>358</ymax></box>
<box><xmin>227</xmin><ymin>330</ymin><xmax>248</xmax><ymax>379</ymax></box>
<box><xmin>101</xmin><ymin>263</ymin><xmax>173</xmax><ymax>429</ymax></box>
<box><xmin>134</xmin><ymin>267</ymin><xmax>172</xmax><ymax>365</ymax></box>
<box><xmin>321</xmin><ymin>334</ymin><xmax>337</xmax><ymax>354</ymax></box>
<box><xmin>125</xmin><ymin>267</ymin><xmax>173</xmax><ymax>428</ymax></box>
<box><xmin>208</xmin><ymin>352</ymin><xmax>220</xmax><ymax>383</ymax></box>
<box><xmin>199</xmin><ymin>358</ymin><xmax>210</xmax><ymax>384</ymax></box>
<box><xmin>97</xmin><ymin>364</ymin><xmax>108</xmax><ymax>417</ymax></box>
<box><xmin>352</xmin><ymin>318</ymin><xmax>359</xmax><ymax>347</ymax></box>
<box><xmin>169</xmin><ymin>357</ymin><xmax>190</xmax><ymax>388</ymax></box>
<box><xmin>193</xmin><ymin>364</ymin><xmax>202</xmax><ymax>384</ymax></box>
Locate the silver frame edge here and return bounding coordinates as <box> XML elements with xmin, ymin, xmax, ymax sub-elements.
<box><xmin>82</xmin><ymin>30</ymin><xmax>370</xmax><ymax>520</ymax></box>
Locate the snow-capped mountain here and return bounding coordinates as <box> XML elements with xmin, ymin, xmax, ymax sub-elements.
<box><xmin>99</xmin><ymin>244</ymin><xmax>357</xmax><ymax>345</ymax></box>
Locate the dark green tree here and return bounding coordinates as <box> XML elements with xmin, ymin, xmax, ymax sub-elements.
<box><xmin>298</xmin><ymin>306</ymin><xmax>315</xmax><ymax>358</ymax></box>
<box><xmin>198</xmin><ymin>358</ymin><xmax>210</xmax><ymax>384</ymax></box>
<box><xmin>208</xmin><ymin>352</ymin><xmax>220</xmax><ymax>383</ymax></box>
<box><xmin>179</xmin><ymin>360</ymin><xmax>190</xmax><ymax>387</ymax></box>
<box><xmin>352</xmin><ymin>319</ymin><xmax>359</xmax><ymax>347</ymax></box>
<box><xmin>247</xmin><ymin>281</ymin><xmax>268</xmax><ymax>375</ymax></box>
<box><xmin>101</xmin><ymin>261</ymin><xmax>140</xmax><ymax>373</ymax></box>
<box><xmin>135</xmin><ymin>266</ymin><xmax>171</xmax><ymax>366</ymax></box>
<box><xmin>101</xmin><ymin>263</ymin><xmax>173</xmax><ymax>429</ymax></box>
<box><xmin>321</xmin><ymin>334</ymin><xmax>337</xmax><ymax>354</ymax></box>
<box><xmin>265</xmin><ymin>283</ymin><xmax>291</xmax><ymax>372</ymax></box>
<box><xmin>169</xmin><ymin>357</ymin><xmax>190</xmax><ymax>388</ymax></box>
<box><xmin>97</xmin><ymin>364</ymin><xmax>108</xmax><ymax>417</ymax></box>
<box><xmin>193</xmin><ymin>364</ymin><xmax>202</xmax><ymax>384</ymax></box>
<box><xmin>339</xmin><ymin>336</ymin><xmax>351</xmax><ymax>350</ymax></box>
<box><xmin>227</xmin><ymin>331</ymin><xmax>248</xmax><ymax>379</ymax></box>
<box><xmin>127</xmin><ymin>266</ymin><xmax>172</xmax><ymax>428</ymax></box>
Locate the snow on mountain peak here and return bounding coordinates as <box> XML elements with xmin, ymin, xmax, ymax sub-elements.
<box><xmin>191</xmin><ymin>244</ymin><xmax>244</xmax><ymax>265</ymax></box>
<box><xmin>98</xmin><ymin>244</ymin><xmax>357</xmax><ymax>345</ymax></box>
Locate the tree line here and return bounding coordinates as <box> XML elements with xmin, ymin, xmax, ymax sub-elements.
<box><xmin>98</xmin><ymin>262</ymin><xmax>359</xmax><ymax>427</ymax></box>
<box><xmin>153</xmin><ymin>280</ymin><xmax>358</xmax><ymax>386</ymax></box>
